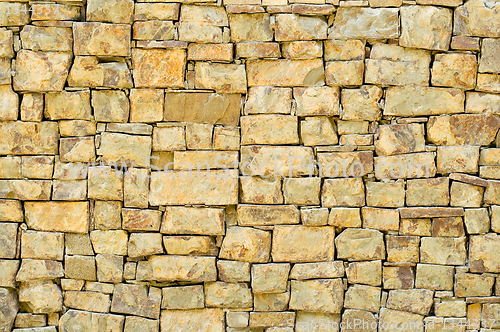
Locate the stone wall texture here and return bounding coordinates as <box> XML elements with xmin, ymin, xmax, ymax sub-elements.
<box><xmin>2</xmin><ymin>0</ymin><xmax>500</xmax><ymax>331</ymax></box>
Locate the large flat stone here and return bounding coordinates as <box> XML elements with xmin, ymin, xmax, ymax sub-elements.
<box><xmin>148</xmin><ymin>255</ymin><xmax>217</xmax><ymax>282</ymax></box>
<box><xmin>25</xmin><ymin>202</ymin><xmax>89</xmax><ymax>233</ymax></box>
<box><xmin>454</xmin><ymin>0</ymin><xmax>500</xmax><ymax>37</ymax></box>
<box><xmin>330</xmin><ymin>7</ymin><xmax>399</xmax><ymax>39</ymax></box>
<box><xmin>149</xmin><ymin>170</ymin><xmax>238</xmax><ymax>206</ymax></box>
<box><xmin>97</xmin><ymin>132</ymin><xmax>152</xmax><ymax>168</ymax></box>
<box><xmin>73</xmin><ymin>22</ymin><xmax>131</xmax><ymax>56</ymax></box>
<box><xmin>132</xmin><ymin>49</ymin><xmax>186</xmax><ymax>88</ymax></box>
<box><xmin>247</xmin><ymin>59</ymin><xmax>324</xmax><ymax>87</ymax></box>
<box><xmin>427</xmin><ymin>114</ymin><xmax>500</xmax><ymax>145</ymax></box>
<box><xmin>0</xmin><ymin>122</ymin><xmax>58</xmax><ymax>155</ymax></box>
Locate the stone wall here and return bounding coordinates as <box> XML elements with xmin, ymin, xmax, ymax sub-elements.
<box><xmin>1</xmin><ymin>0</ymin><xmax>500</xmax><ymax>331</ymax></box>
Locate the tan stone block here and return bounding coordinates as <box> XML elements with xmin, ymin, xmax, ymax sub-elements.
<box><xmin>124</xmin><ymin>316</ymin><xmax>159</xmax><ymax>332</ymax></box>
<box><xmin>432</xmin><ymin>53</ymin><xmax>477</xmax><ymax>89</ymax></box>
<box><xmin>96</xmin><ymin>254</ymin><xmax>123</xmax><ymax>283</ymax></box>
<box><xmin>213</xmin><ymin>127</ymin><xmax>240</xmax><ymax>150</ymax></box>
<box><xmin>282</xmin><ymin>41</ymin><xmax>322</xmax><ymax>59</ymax></box>
<box><xmin>164</xmin><ymin>92</ymin><xmax>241</xmax><ymax>126</ymax></box>
<box><xmin>335</xmin><ymin>228</ymin><xmax>385</xmax><ymax>261</ymax></box>
<box><xmin>0</xmin><ymin>180</ymin><xmax>52</xmax><ymax>201</ymax></box>
<box><xmin>469</xmin><ymin>233</ymin><xmax>500</xmax><ymax>272</ymax></box>
<box><xmin>94</xmin><ymin>201</ymin><xmax>122</xmax><ymax>230</ymax></box>
<box><xmin>21</xmin><ymin>156</ymin><xmax>53</xmax><ymax>180</ymax></box>
<box><xmin>431</xmin><ymin>217</ymin><xmax>465</xmax><ymax>237</ymax></box>
<box><xmin>407</xmin><ymin>178</ymin><xmax>450</xmax><ymax>207</ymax></box>
<box><xmin>330</xmin><ymin>7</ymin><xmax>399</xmax><ymax>39</ymax></box>
<box><xmin>244</xmin><ymin>87</ymin><xmax>291</xmax><ymax>115</ymax></box>
<box><xmin>249</xmin><ymin>312</ymin><xmax>294</xmax><ymax>328</ymax></box>
<box><xmin>400</xmin><ymin>5</ymin><xmax>452</xmax><ymax>51</ymax></box>
<box><xmin>328</xmin><ymin>208</ymin><xmax>361</xmax><ymax>228</ymax></box>
<box><xmin>324</xmin><ymin>39</ymin><xmax>365</xmax><ymax>61</ymax></box>
<box><xmin>88</xmin><ymin>166</ymin><xmax>123</xmax><ymax>200</ymax></box>
<box><xmin>455</xmin><ymin>273</ymin><xmax>494</xmax><ymax>297</ymax></box>
<box><xmin>0</xmin><ymin>157</ymin><xmax>21</xmax><ymax>179</ymax></box>
<box><xmin>45</xmin><ymin>90</ymin><xmax>91</xmax><ymax>120</ymax></box>
<box><xmin>420</xmin><ymin>237</ymin><xmax>466</xmax><ymax>265</ymax></box>
<box><xmin>295</xmin><ymin>312</ymin><xmax>341</xmax><ymax>332</ymax></box>
<box><xmin>163</xmin><ymin>236</ymin><xmax>217</xmax><ymax>256</ymax></box>
<box><xmin>340</xmin><ymin>85</ymin><xmax>382</xmax><ymax>121</ymax></box>
<box><xmin>65</xmin><ymin>255</ymin><xmax>96</xmax><ymax>281</ymax></box>
<box><xmin>255</xmin><ymin>293</ymin><xmax>291</xmax><ymax>311</ymax></box>
<box><xmin>492</xmin><ymin>205</ymin><xmax>500</xmax><ymax>233</ymax></box>
<box><xmin>87</xmin><ymin>0</ymin><xmax>134</xmax><ymax>23</ymax></box>
<box><xmin>18</xmin><ymin>282</ymin><xmax>63</xmax><ymax>314</ymax></box>
<box><xmin>283</xmin><ymin>178</ymin><xmax>320</xmax><ymax>205</ymax></box>
<box><xmin>0</xmin><ymin>3</ymin><xmax>30</xmax><ymax>26</ymax></box>
<box><xmin>20</xmin><ymin>26</ymin><xmax>73</xmax><ymax>52</ymax></box>
<box><xmin>122</xmin><ymin>209</ymin><xmax>160</xmax><ymax>231</ymax></box>
<box><xmin>237</xmin><ymin>205</ymin><xmax>298</xmax><ymax>226</ymax></box>
<box><xmin>290</xmin><ymin>279</ymin><xmax>343</xmax><ymax>314</ymax></box>
<box><xmin>346</xmin><ymin>260</ymin><xmax>381</xmax><ymax>286</ymax></box>
<box><xmin>365</xmin><ymin>44</ymin><xmax>431</xmax><ymax>86</ymax></box>
<box><xmin>111</xmin><ymin>283</ymin><xmax>161</xmax><ymax>319</ymax></box>
<box><xmin>219</xmin><ymin>226</ymin><xmax>271</xmax><ymax>263</ymax></box>
<box><xmin>247</xmin><ymin>59</ymin><xmax>324</xmax><ymax>86</ymax></box>
<box><xmin>217</xmin><ymin>260</ymin><xmax>250</xmax><ymax>283</ymax></box>
<box><xmin>466</xmin><ymin>92</ymin><xmax>500</xmax><ymax>115</ymax></box>
<box><xmin>160</xmin><ymin>309</ymin><xmax>224</xmax><ymax>332</ymax></box>
<box><xmin>386</xmin><ymin>235</ymin><xmax>420</xmax><ymax>263</ymax></box>
<box><xmin>58</xmin><ymin>120</ymin><xmax>96</xmax><ymax>138</ymax></box>
<box><xmin>161</xmin><ymin>207</ymin><xmax>224</xmax><ymax>235</ymax></box>
<box><xmin>453</xmin><ymin>0</ymin><xmax>500</xmax><ymax>38</ymax></box>
<box><xmin>65</xmin><ymin>234</ymin><xmax>94</xmax><ymax>256</ymax></box>
<box><xmin>321</xmin><ymin>178</ymin><xmax>365</xmax><ymax>207</ymax></box>
<box><xmin>25</xmin><ymin>202</ymin><xmax>89</xmax><ymax>233</ymax></box>
<box><xmin>185</xmin><ymin>123</ymin><xmax>213</xmax><ymax>150</ymax></box>
<box><xmin>252</xmin><ymin>263</ymin><xmax>290</xmax><ymax>294</ymax></box>
<box><xmin>366</xmin><ymin>180</ymin><xmax>405</xmax><ymax>208</ymax></box>
<box><xmin>236</xmin><ymin>42</ymin><xmax>281</xmax><ymax>58</ymax></box>
<box><xmin>344</xmin><ymin>285</ymin><xmax>381</xmax><ymax>313</ymax></box>
<box><xmin>339</xmin><ymin>134</ymin><xmax>373</xmax><ymax>146</ymax></box>
<box><xmin>480</xmin><ymin>38</ymin><xmax>500</xmax><ymax>74</ymax></box>
<box><xmin>0</xmin><ymin>85</ymin><xmax>17</xmax><ymax>121</ymax></box>
<box><xmin>379</xmin><ymin>308</ymin><xmax>424</xmax><ymax>332</ymax></box>
<box><xmin>31</xmin><ymin>3</ymin><xmax>81</xmax><ymax>21</ymax></box>
<box><xmin>383</xmin><ymin>266</ymin><xmax>415</xmax><ymax>289</ymax></box>
<box><xmin>386</xmin><ymin>289</ymin><xmax>433</xmax><ymax>316</ymax></box>
<box><xmin>475</xmin><ymin>73</ymin><xmax>500</xmax><ymax>93</ymax></box>
<box><xmin>427</xmin><ymin>114</ymin><xmax>500</xmax><ymax>146</ymax></box>
<box><xmin>0</xmin><ymin>121</ymin><xmax>59</xmax><ymax>155</ymax></box>
<box><xmin>464</xmin><ymin>208</ymin><xmax>489</xmax><ymax>234</ymax></box>
<box><xmin>59</xmin><ymin>137</ymin><xmax>95</xmax><ymax>163</ymax></box>
<box><xmin>362</xmin><ymin>207</ymin><xmax>400</xmax><ymax>231</ymax></box>
<box><xmin>162</xmin><ymin>285</ymin><xmax>204</xmax><ymax>310</ymax></box>
<box><xmin>229</xmin><ymin>13</ymin><xmax>273</xmax><ymax>42</ymax></box>
<box><xmin>375</xmin><ymin>124</ymin><xmax>425</xmax><ymax>156</ymax></box>
<box><xmin>148</xmin><ymin>255</ymin><xmax>216</xmax><ymax>282</ymax></box>
<box><xmin>0</xmin><ymin>200</ymin><xmax>23</xmax><ymax>222</ymax></box>
<box><xmin>98</xmin><ymin>132</ymin><xmax>152</xmax><ymax>168</ymax></box>
<box><xmin>300</xmin><ymin>116</ymin><xmax>338</xmax><ymax>146</ymax></box>
<box><xmin>134</xmin><ymin>3</ymin><xmax>179</xmax><ymax>21</ymax></box>
<box><xmin>0</xmin><ymin>223</ymin><xmax>17</xmax><ymax>259</ymax></box>
<box><xmin>482</xmin><ymin>149</ymin><xmax>500</xmax><ymax>166</ymax></box>
<box><xmin>240</xmin><ymin>146</ymin><xmax>314</xmax><ymax>177</ymax></box>
<box><xmin>128</xmin><ymin>233</ymin><xmax>163</xmax><ymax>258</ymax></box>
<box><xmin>0</xmin><ymin>28</ymin><xmax>14</xmax><ymax>58</ymax></box>
<box><xmin>275</xmin><ymin>14</ymin><xmax>327</xmax><ymax>41</ymax></box>
<box><xmin>294</xmin><ymin>86</ymin><xmax>339</xmax><ymax>116</ymax></box>
<box><xmin>289</xmin><ymin>261</ymin><xmax>344</xmax><ymax>280</ymax></box>
<box><xmin>21</xmin><ymin>231</ymin><xmax>63</xmax><ymax>261</ymax></box>
<box><xmin>91</xmin><ymin>90</ymin><xmax>129</xmax><ymax>123</ymax></box>
<box><xmin>73</xmin><ymin>22</ymin><xmax>130</xmax><ymax>56</ymax></box>
<box><xmin>451</xmin><ymin>35</ymin><xmax>479</xmax><ymax>51</ymax></box>
<box><xmin>187</xmin><ymin>43</ymin><xmax>233</xmax><ymax>62</ymax></box>
<box><xmin>180</xmin><ymin>5</ymin><xmax>227</xmax><ymax>25</ymax></box>
<box><xmin>178</xmin><ymin>23</ymin><xmax>223</xmax><ymax>43</ymax></box>
<box><xmin>195</xmin><ymin>62</ymin><xmax>247</xmax><ymax>93</ymax></box>
<box><xmin>130</xmin><ymin>89</ymin><xmax>163</xmax><ymax>123</ymax></box>
<box><xmin>437</xmin><ymin>146</ymin><xmax>479</xmax><ymax>174</ymax></box>
<box><xmin>68</xmin><ymin>56</ymin><xmax>133</xmax><ymax>89</ymax></box>
<box><xmin>385</xmin><ymin>86</ymin><xmax>464</xmax><ymax>116</ymax></box>
<box><xmin>240</xmin><ymin>177</ymin><xmax>283</xmax><ymax>204</ymax></box>
<box><xmin>123</xmin><ymin>168</ymin><xmax>149</xmax><ymax>208</ymax></box>
<box><xmin>64</xmin><ymin>291</ymin><xmax>110</xmax><ymax>313</ymax></box>
<box><xmin>450</xmin><ymin>182</ymin><xmax>483</xmax><ymax>208</ymax></box>
<box><xmin>369</xmin><ymin>0</ymin><xmax>402</xmax><ymax>6</ymax></box>
<box><xmin>204</xmin><ymin>282</ymin><xmax>252</xmax><ymax>309</ymax></box>
<box><xmin>272</xmin><ymin>225</ymin><xmax>335</xmax><ymax>263</ymax></box>
<box><xmin>20</xmin><ymin>93</ymin><xmax>44</xmax><ymax>122</ymax></box>
<box><xmin>132</xmin><ymin>49</ymin><xmax>186</xmax><ymax>88</ymax></box>
<box><xmin>90</xmin><ymin>230</ymin><xmax>128</xmax><ymax>256</ymax></box>
<box><xmin>374</xmin><ymin>152</ymin><xmax>436</xmax><ymax>180</ymax></box>
<box><xmin>241</xmin><ymin>115</ymin><xmax>298</xmax><ymax>145</ymax></box>
<box><xmin>325</xmin><ymin>61</ymin><xmax>363</xmax><ymax>86</ymax></box>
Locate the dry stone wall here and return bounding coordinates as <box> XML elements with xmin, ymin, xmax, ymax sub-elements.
<box><xmin>2</xmin><ymin>0</ymin><xmax>500</xmax><ymax>331</ymax></box>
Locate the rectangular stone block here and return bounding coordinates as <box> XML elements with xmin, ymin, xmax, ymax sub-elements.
<box><xmin>330</xmin><ymin>7</ymin><xmax>399</xmax><ymax>39</ymax></box>
<box><xmin>148</xmin><ymin>255</ymin><xmax>217</xmax><ymax>282</ymax></box>
<box><xmin>25</xmin><ymin>202</ymin><xmax>89</xmax><ymax>233</ymax></box>
<box><xmin>0</xmin><ymin>122</ymin><xmax>58</xmax><ymax>155</ymax></box>
<box><xmin>0</xmin><ymin>180</ymin><xmax>52</xmax><ymax>200</ymax></box>
<box><xmin>132</xmin><ymin>49</ymin><xmax>186</xmax><ymax>88</ymax></box>
<box><xmin>247</xmin><ymin>59</ymin><xmax>324</xmax><ymax>86</ymax></box>
<box><xmin>240</xmin><ymin>146</ymin><xmax>314</xmax><ymax>177</ymax></box>
<box><xmin>161</xmin><ymin>207</ymin><xmax>225</xmax><ymax>235</ymax></box>
<box><xmin>73</xmin><ymin>22</ymin><xmax>131</xmax><ymax>56</ymax></box>
<box><xmin>241</xmin><ymin>115</ymin><xmax>298</xmax><ymax>145</ymax></box>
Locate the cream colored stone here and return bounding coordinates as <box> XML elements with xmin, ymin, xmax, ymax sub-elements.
<box><xmin>240</xmin><ymin>146</ymin><xmax>314</xmax><ymax>177</ymax></box>
<box><xmin>328</xmin><ymin>208</ymin><xmax>362</xmax><ymax>228</ymax></box>
<box><xmin>163</xmin><ymin>236</ymin><xmax>217</xmax><ymax>256</ymax></box>
<box><xmin>0</xmin><ymin>223</ymin><xmax>17</xmax><ymax>259</ymax></box>
<box><xmin>195</xmin><ymin>62</ymin><xmax>247</xmax><ymax>93</ymax></box>
<box><xmin>245</xmin><ymin>87</ymin><xmax>291</xmax><ymax>115</ymax></box>
<box><xmin>335</xmin><ymin>228</ymin><xmax>385</xmax><ymax>261</ymax></box>
<box><xmin>374</xmin><ymin>152</ymin><xmax>437</xmax><ymax>180</ymax></box>
<box><xmin>346</xmin><ymin>260</ymin><xmax>381</xmax><ymax>286</ymax></box>
<box><xmin>241</xmin><ymin>115</ymin><xmax>298</xmax><ymax>145</ymax></box>
<box><xmin>289</xmin><ymin>279</ymin><xmax>343</xmax><ymax>314</ymax></box>
<box><xmin>73</xmin><ymin>22</ymin><xmax>130</xmax><ymax>56</ymax></box>
<box><xmin>160</xmin><ymin>309</ymin><xmax>224</xmax><ymax>332</ymax></box>
<box><xmin>341</xmin><ymin>85</ymin><xmax>382</xmax><ymax>121</ymax></box>
<box><xmin>325</xmin><ymin>61</ymin><xmax>363</xmax><ymax>86</ymax></box>
<box><xmin>300</xmin><ymin>116</ymin><xmax>338</xmax><ymax>146</ymax></box>
<box><xmin>68</xmin><ymin>56</ymin><xmax>133</xmax><ymax>89</ymax></box>
<box><xmin>272</xmin><ymin>225</ymin><xmax>335</xmax><ymax>263</ymax></box>
<box><xmin>219</xmin><ymin>226</ymin><xmax>271</xmax><ymax>263</ymax></box>
<box><xmin>385</xmin><ymin>87</ymin><xmax>464</xmax><ymax>116</ymax></box>
<box><xmin>366</xmin><ymin>180</ymin><xmax>405</xmax><ymax>208</ymax></box>
<box><xmin>162</xmin><ymin>207</ymin><xmax>224</xmax><ymax>235</ymax></box>
<box><xmin>362</xmin><ymin>207</ymin><xmax>400</xmax><ymax>232</ymax></box>
<box><xmin>432</xmin><ymin>53</ymin><xmax>477</xmax><ymax>89</ymax></box>
<box><xmin>90</xmin><ymin>230</ymin><xmax>128</xmax><ymax>256</ymax></box>
<box><xmin>205</xmin><ymin>282</ymin><xmax>252</xmax><ymax>308</ymax></box>
<box><xmin>148</xmin><ymin>255</ymin><xmax>216</xmax><ymax>282</ymax></box>
<box><xmin>64</xmin><ymin>291</ymin><xmax>110</xmax><ymax>313</ymax></box>
<box><xmin>229</xmin><ymin>13</ymin><xmax>273</xmax><ymax>42</ymax></box>
<box><xmin>324</xmin><ymin>39</ymin><xmax>365</xmax><ymax>61</ymax></box>
<box><xmin>455</xmin><ymin>273</ymin><xmax>494</xmax><ymax>297</ymax></box>
<box><xmin>237</xmin><ymin>205</ymin><xmax>298</xmax><ymax>226</ymax></box>
<box><xmin>283</xmin><ymin>178</ymin><xmax>321</xmax><ymax>205</ymax></box>
<box><xmin>344</xmin><ymin>284</ymin><xmax>381</xmax><ymax>313</ymax></box>
<box><xmin>321</xmin><ymin>178</ymin><xmax>365</xmax><ymax>207</ymax></box>
<box><xmin>18</xmin><ymin>282</ymin><xmax>62</xmax><ymax>314</ymax></box>
<box><xmin>275</xmin><ymin>14</ymin><xmax>327</xmax><ymax>41</ymax></box>
<box><xmin>454</xmin><ymin>0</ymin><xmax>500</xmax><ymax>38</ymax></box>
<box><xmin>111</xmin><ymin>283</ymin><xmax>161</xmax><ymax>319</ymax></box>
<box><xmin>294</xmin><ymin>86</ymin><xmax>340</xmax><ymax>116</ymax></box>
<box><xmin>20</xmin><ymin>26</ymin><xmax>73</xmax><ymax>52</ymax></box>
<box><xmin>247</xmin><ymin>59</ymin><xmax>324</xmax><ymax>86</ymax></box>
<box><xmin>450</xmin><ymin>182</ymin><xmax>483</xmax><ymax>208</ymax></box>
<box><xmin>132</xmin><ymin>49</ymin><xmax>186</xmax><ymax>88</ymax></box>
<box><xmin>420</xmin><ymin>237</ymin><xmax>466</xmax><ymax>265</ymax></box>
<box><xmin>240</xmin><ymin>177</ymin><xmax>283</xmax><ymax>204</ymax></box>
<box><xmin>87</xmin><ymin>0</ymin><xmax>134</xmax><ymax>23</ymax></box>
<box><xmin>330</xmin><ymin>7</ymin><xmax>398</xmax><ymax>39</ymax></box>
<box><xmin>290</xmin><ymin>261</ymin><xmax>344</xmax><ymax>280</ymax></box>
<box><xmin>128</xmin><ymin>233</ymin><xmax>163</xmax><ymax>258</ymax></box>
<box><xmin>0</xmin><ymin>3</ymin><xmax>30</xmax><ymax>26</ymax></box>
<box><xmin>21</xmin><ymin>231</ymin><xmax>63</xmax><ymax>261</ymax></box>
<box><xmin>282</xmin><ymin>41</ymin><xmax>322</xmax><ymax>59</ymax></box>
<box><xmin>217</xmin><ymin>260</ymin><xmax>250</xmax><ymax>283</ymax></box>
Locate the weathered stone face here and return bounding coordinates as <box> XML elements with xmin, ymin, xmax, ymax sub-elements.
<box><xmin>454</xmin><ymin>0</ymin><xmax>500</xmax><ymax>37</ymax></box>
<box><xmin>132</xmin><ymin>49</ymin><xmax>186</xmax><ymax>88</ymax></box>
<box><xmin>330</xmin><ymin>7</ymin><xmax>399</xmax><ymax>39</ymax></box>
<box><xmin>246</xmin><ymin>59</ymin><xmax>325</xmax><ymax>86</ymax></box>
<box><xmin>289</xmin><ymin>279</ymin><xmax>344</xmax><ymax>314</ymax></box>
